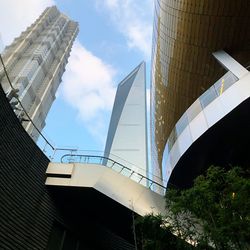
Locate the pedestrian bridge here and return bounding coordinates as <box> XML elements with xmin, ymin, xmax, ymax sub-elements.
<box><xmin>45</xmin><ymin>155</ymin><xmax>166</xmax><ymax>216</ymax></box>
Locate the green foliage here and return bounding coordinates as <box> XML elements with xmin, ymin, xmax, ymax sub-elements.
<box><xmin>135</xmin><ymin>166</ymin><xmax>250</xmax><ymax>250</ymax></box>
<box><xmin>166</xmin><ymin>166</ymin><xmax>250</xmax><ymax>249</ymax></box>
<box><xmin>135</xmin><ymin>214</ymin><xmax>194</xmax><ymax>250</ymax></box>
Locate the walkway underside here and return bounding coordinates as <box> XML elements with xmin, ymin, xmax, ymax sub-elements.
<box><xmin>169</xmin><ymin>96</ymin><xmax>250</xmax><ymax>189</ymax></box>
<box><xmin>46</xmin><ymin>163</ymin><xmax>166</xmax><ymax>217</ymax></box>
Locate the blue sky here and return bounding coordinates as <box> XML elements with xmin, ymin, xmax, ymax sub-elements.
<box><xmin>0</xmin><ymin>0</ymin><xmax>154</xmax><ymax>152</ymax></box>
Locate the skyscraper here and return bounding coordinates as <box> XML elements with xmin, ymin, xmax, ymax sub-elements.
<box><xmin>104</xmin><ymin>62</ymin><xmax>148</xmax><ymax>177</ymax></box>
<box><xmin>151</xmin><ymin>0</ymin><xmax>250</xmax><ymax>186</ymax></box>
<box><xmin>0</xmin><ymin>6</ymin><xmax>78</xmax><ymax>141</ymax></box>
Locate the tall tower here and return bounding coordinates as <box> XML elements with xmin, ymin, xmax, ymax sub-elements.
<box><xmin>0</xmin><ymin>6</ymin><xmax>78</xmax><ymax>140</ymax></box>
<box><xmin>104</xmin><ymin>62</ymin><xmax>148</xmax><ymax>177</ymax></box>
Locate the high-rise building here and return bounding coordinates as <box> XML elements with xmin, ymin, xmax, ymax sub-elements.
<box><xmin>104</xmin><ymin>62</ymin><xmax>148</xmax><ymax>177</ymax></box>
<box><xmin>0</xmin><ymin>6</ymin><xmax>78</xmax><ymax>141</ymax></box>
<box><xmin>151</xmin><ymin>0</ymin><xmax>250</xmax><ymax>186</ymax></box>
<box><xmin>0</xmin><ymin>56</ymin><xmax>164</xmax><ymax>249</ymax></box>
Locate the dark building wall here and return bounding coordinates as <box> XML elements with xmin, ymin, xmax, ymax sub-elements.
<box><xmin>50</xmin><ymin>186</ymin><xmax>136</xmax><ymax>250</ymax></box>
<box><xmin>0</xmin><ymin>84</ymin><xmax>135</xmax><ymax>249</ymax></box>
<box><xmin>0</xmin><ymin>84</ymin><xmax>58</xmax><ymax>249</ymax></box>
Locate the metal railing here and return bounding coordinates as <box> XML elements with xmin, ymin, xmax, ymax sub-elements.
<box><xmin>0</xmin><ymin>53</ymin><xmax>80</xmax><ymax>160</ymax></box>
<box><xmin>0</xmin><ymin>53</ymin><xmax>168</xmax><ymax>194</ymax></box>
<box><xmin>167</xmin><ymin>70</ymin><xmax>239</xmax><ymax>153</ymax></box>
<box><xmin>61</xmin><ymin>154</ymin><xmax>166</xmax><ymax>194</ymax></box>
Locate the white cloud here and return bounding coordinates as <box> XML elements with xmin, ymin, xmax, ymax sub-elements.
<box><xmin>0</xmin><ymin>0</ymin><xmax>54</xmax><ymax>46</ymax></box>
<box><xmin>0</xmin><ymin>1</ymin><xmax>116</xmax><ymax>145</ymax></box>
<box><xmin>95</xmin><ymin>0</ymin><xmax>154</xmax><ymax>59</ymax></box>
<box><xmin>60</xmin><ymin>40</ymin><xmax>116</xmax><ymax>142</ymax></box>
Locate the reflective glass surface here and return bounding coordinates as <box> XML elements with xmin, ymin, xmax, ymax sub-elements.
<box><xmin>151</xmin><ymin>0</ymin><xmax>250</xmax><ymax>177</ymax></box>
<box><xmin>165</xmin><ymin>70</ymin><xmax>238</xmax><ymax>156</ymax></box>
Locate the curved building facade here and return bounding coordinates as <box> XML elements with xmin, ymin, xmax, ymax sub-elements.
<box><xmin>151</xmin><ymin>0</ymin><xmax>250</xmax><ymax>182</ymax></box>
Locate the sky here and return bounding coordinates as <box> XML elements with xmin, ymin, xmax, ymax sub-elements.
<box><xmin>0</xmin><ymin>0</ymin><xmax>154</xmax><ymax>153</ymax></box>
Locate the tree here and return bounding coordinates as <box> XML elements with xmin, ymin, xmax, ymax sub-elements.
<box><xmin>167</xmin><ymin>166</ymin><xmax>250</xmax><ymax>249</ymax></box>
<box><xmin>136</xmin><ymin>166</ymin><xmax>250</xmax><ymax>250</ymax></box>
<box><xmin>134</xmin><ymin>214</ymin><xmax>194</xmax><ymax>250</ymax></box>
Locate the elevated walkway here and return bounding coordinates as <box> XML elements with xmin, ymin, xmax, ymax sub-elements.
<box><xmin>45</xmin><ymin>155</ymin><xmax>166</xmax><ymax>216</ymax></box>
<box><xmin>163</xmin><ymin>54</ymin><xmax>250</xmax><ymax>188</ymax></box>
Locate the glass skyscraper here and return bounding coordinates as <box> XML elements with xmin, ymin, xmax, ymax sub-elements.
<box><xmin>104</xmin><ymin>62</ymin><xmax>148</xmax><ymax>178</ymax></box>
<box><xmin>0</xmin><ymin>6</ymin><xmax>78</xmax><ymax>141</ymax></box>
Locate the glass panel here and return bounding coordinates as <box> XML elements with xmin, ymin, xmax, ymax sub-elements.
<box><xmin>120</xmin><ymin>168</ymin><xmax>132</xmax><ymax>177</ymax></box>
<box><xmin>151</xmin><ymin>183</ymin><xmax>165</xmax><ymax>195</ymax></box>
<box><xmin>139</xmin><ymin>178</ymin><xmax>147</xmax><ymax>187</ymax></box>
<box><xmin>105</xmin><ymin>159</ymin><xmax>115</xmax><ymax>168</ymax></box>
<box><xmin>176</xmin><ymin>113</ymin><xmax>188</xmax><ymax>136</ymax></box>
<box><xmin>199</xmin><ymin>86</ymin><xmax>217</xmax><ymax>109</ymax></box>
<box><xmin>130</xmin><ymin>172</ymin><xmax>142</xmax><ymax>183</ymax></box>
<box><xmin>168</xmin><ymin>128</ymin><xmax>177</xmax><ymax>151</ymax></box>
<box><xmin>186</xmin><ymin>99</ymin><xmax>202</xmax><ymax>123</ymax></box>
<box><xmin>112</xmin><ymin>163</ymin><xmax>123</xmax><ymax>172</ymax></box>
<box><xmin>214</xmin><ymin>71</ymin><xmax>238</xmax><ymax>96</ymax></box>
<box><xmin>79</xmin><ymin>155</ymin><xmax>88</xmax><ymax>163</ymax></box>
<box><xmin>223</xmin><ymin>72</ymin><xmax>238</xmax><ymax>91</ymax></box>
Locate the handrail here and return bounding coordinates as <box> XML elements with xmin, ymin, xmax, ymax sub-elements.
<box><xmin>166</xmin><ymin>70</ymin><xmax>239</xmax><ymax>154</ymax></box>
<box><xmin>162</xmin><ymin>66</ymin><xmax>249</xmax><ymax>186</ymax></box>
<box><xmin>61</xmin><ymin>154</ymin><xmax>166</xmax><ymax>193</ymax></box>
<box><xmin>0</xmin><ymin>51</ymin><xmax>168</xmax><ymax>190</ymax></box>
<box><xmin>0</xmin><ymin>51</ymin><xmax>79</xmax><ymax>155</ymax></box>
<box><xmin>0</xmin><ymin>53</ymin><xmax>56</xmax><ymax>150</ymax></box>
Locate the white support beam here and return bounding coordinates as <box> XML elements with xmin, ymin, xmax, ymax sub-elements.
<box><xmin>212</xmin><ymin>50</ymin><xmax>248</xmax><ymax>79</ymax></box>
